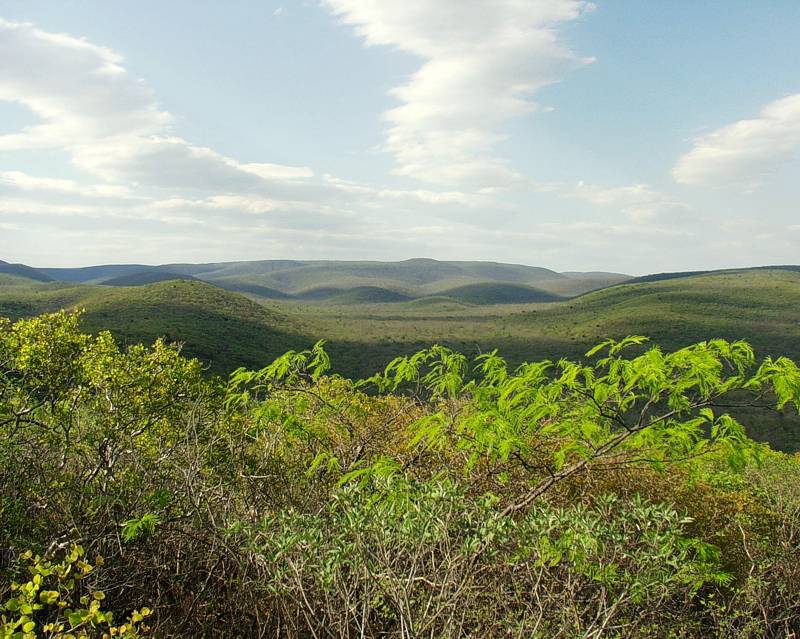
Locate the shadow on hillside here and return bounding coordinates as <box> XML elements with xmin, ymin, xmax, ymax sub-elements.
<box><xmin>324</xmin><ymin>335</ymin><xmax>800</xmax><ymax>453</ymax></box>
<box><xmin>80</xmin><ymin>302</ymin><xmax>312</xmax><ymax>376</ymax></box>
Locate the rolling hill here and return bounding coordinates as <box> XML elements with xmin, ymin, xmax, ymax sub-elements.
<box><xmin>103</xmin><ymin>270</ymin><xmax>200</xmax><ymax>286</ymax></box>
<box><xmin>0</xmin><ymin>260</ymin><xmax>53</xmax><ymax>283</ymax></box>
<box><xmin>38</xmin><ymin>258</ymin><xmax>631</xmax><ymax>302</ymax></box>
<box><xmin>434</xmin><ymin>282</ymin><xmax>562</xmax><ymax>305</ymax></box>
<box><xmin>0</xmin><ymin>279</ymin><xmax>309</xmax><ymax>374</ymax></box>
<box><xmin>290</xmin><ymin>269</ymin><xmax>800</xmax><ymax>450</ymax></box>
<box><xmin>297</xmin><ymin>286</ymin><xmax>413</xmax><ymax>305</ymax></box>
<box><xmin>2</xmin><ymin>266</ymin><xmax>800</xmax><ymax>448</ymax></box>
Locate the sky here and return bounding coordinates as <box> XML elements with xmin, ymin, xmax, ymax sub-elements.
<box><xmin>0</xmin><ymin>1</ymin><xmax>799</xmax><ymax>274</ymax></box>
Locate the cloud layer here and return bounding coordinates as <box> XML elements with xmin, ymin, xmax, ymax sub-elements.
<box><xmin>0</xmin><ymin>9</ymin><xmax>798</xmax><ymax>274</ymax></box>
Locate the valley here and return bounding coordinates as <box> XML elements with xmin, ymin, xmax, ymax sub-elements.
<box><xmin>3</xmin><ymin>259</ymin><xmax>800</xmax><ymax>450</ymax></box>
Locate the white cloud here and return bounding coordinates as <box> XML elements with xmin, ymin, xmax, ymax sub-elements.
<box><xmin>673</xmin><ymin>93</ymin><xmax>800</xmax><ymax>188</ymax></box>
<box><xmin>564</xmin><ymin>181</ymin><xmax>689</xmax><ymax>221</ymax></box>
<box><xmin>323</xmin><ymin>0</ymin><xmax>594</xmax><ymax>188</ymax></box>
<box><xmin>0</xmin><ymin>170</ymin><xmax>133</xmax><ymax>198</ymax></box>
<box><xmin>239</xmin><ymin>163</ymin><xmax>314</xmax><ymax>180</ymax></box>
<box><xmin>0</xmin><ymin>18</ymin><xmax>169</xmax><ymax>149</ymax></box>
<box><xmin>0</xmin><ymin>16</ymin><xmax>489</xmax><ymax>225</ymax></box>
<box><xmin>0</xmin><ymin>19</ymin><xmax>315</xmax><ymax>195</ymax></box>
<box><xmin>2</xmin><ymin>12</ymin><xmax>790</xmax><ymax>274</ymax></box>
<box><xmin>0</xmin><ymin>198</ymin><xmax>108</xmax><ymax>217</ymax></box>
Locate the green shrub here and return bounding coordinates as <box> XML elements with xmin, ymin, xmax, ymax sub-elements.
<box><xmin>1</xmin><ymin>545</ymin><xmax>150</xmax><ymax>639</ymax></box>
<box><xmin>2</xmin><ymin>311</ymin><xmax>800</xmax><ymax>637</ymax></box>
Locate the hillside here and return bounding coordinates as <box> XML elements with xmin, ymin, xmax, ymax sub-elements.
<box><xmin>3</xmin><ymin>267</ymin><xmax>800</xmax><ymax>448</ymax></box>
<box><xmin>38</xmin><ymin>258</ymin><xmax>631</xmax><ymax>301</ymax></box>
<box><xmin>291</xmin><ymin>269</ymin><xmax>800</xmax><ymax>450</ymax></box>
<box><xmin>313</xmin><ymin>286</ymin><xmax>414</xmax><ymax>304</ymax></box>
<box><xmin>434</xmin><ymin>282</ymin><xmax>562</xmax><ymax>304</ymax></box>
<box><xmin>0</xmin><ymin>279</ymin><xmax>308</xmax><ymax>374</ymax></box>
<box><xmin>0</xmin><ymin>260</ymin><xmax>53</xmax><ymax>282</ymax></box>
<box><xmin>5</xmin><ymin>267</ymin><xmax>800</xmax><ymax>375</ymax></box>
<box><xmin>301</xmin><ymin>269</ymin><xmax>800</xmax><ymax>372</ymax></box>
<box><xmin>626</xmin><ymin>264</ymin><xmax>800</xmax><ymax>285</ymax></box>
<box><xmin>103</xmin><ymin>270</ymin><xmax>200</xmax><ymax>286</ymax></box>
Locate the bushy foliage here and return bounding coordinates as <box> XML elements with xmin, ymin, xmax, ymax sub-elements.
<box><xmin>1</xmin><ymin>311</ymin><xmax>800</xmax><ymax>637</ymax></box>
<box><xmin>0</xmin><ymin>544</ymin><xmax>150</xmax><ymax>639</ymax></box>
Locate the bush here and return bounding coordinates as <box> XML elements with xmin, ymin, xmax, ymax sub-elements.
<box><xmin>1</xmin><ymin>544</ymin><xmax>150</xmax><ymax>638</ymax></box>
<box><xmin>2</xmin><ymin>311</ymin><xmax>800</xmax><ymax>637</ymax></box>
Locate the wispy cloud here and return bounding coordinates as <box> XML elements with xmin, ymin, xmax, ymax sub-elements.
<box><xmin>0</xmin><ymin>170</ymin><xmax>134</xmax><ymax>198</ymax></box>
<box><xmin>563</xmin><ymin>181</ymin><xmax>689</xmax><ymax>221</ymax></box>
<box><xmin>323</xmin><ymin>0</ymin><xmax>594</xmax><ymax>189</ymax></box>
<box><xmin>0</xmin><ymin>18</ymin><xmax>314</xmax><ymax>194</ymax></box>
<box><xmin>673</xmin><ymin>93</ymin><xmax>800</xmax><ymax>188</ymax></box>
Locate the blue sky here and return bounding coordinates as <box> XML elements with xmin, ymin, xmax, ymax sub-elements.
<box><xmin>1</xmin><ymin>1</ymin><xmax>799</xmax><ymax>273</ymax></box>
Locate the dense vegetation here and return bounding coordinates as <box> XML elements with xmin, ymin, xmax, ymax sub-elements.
<box><xmin>3</xmin><ymin>268</ymin><xmax>800</xmax><ymax>451</ymax></box>
<box><xmin>2</xmin><ymin>311</ymin><xmax>800</xmax><ymax>637</ymax></box>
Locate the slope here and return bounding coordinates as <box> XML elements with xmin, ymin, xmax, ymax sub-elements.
<box><xmin>103</xmin><ymin>270</ymin><xmax>200</xmax><ymax>286</ymax></box>
<box><xmin>0</xmin><ymin>260</ymin><xmax>53</xmax><ymax>282</ymax></box>
<box><xmin>0</xmin><ymin>279</ymin><xmax>309</xmax><ymax>374</ymax></box>
<box><xmin>434</xmin><ymin>282</ymin><xmax>563</xmax><ymax>304</ymax></box>
<box><xmin>2</xmin><ymin>269</ymin><xmax>800</xmax><ymax>447</ymax></box>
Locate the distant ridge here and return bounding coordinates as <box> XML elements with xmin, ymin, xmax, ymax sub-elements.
<box><xmin>103</xmin><ymin>270</ymin><xmax>199</xmax><ymax>286</ymax></box>
<box><xmin>17</xmin><ymin>258</ymin><xmax>800</xmax><ymax>306</ymax></box>
<box><xmin>0</xmin><ymin>261</ymin><xmax>53</xmax><ymax>283</ymax></box>
<box><xmin>627</xmin><ymin>265</ymin><xmax>800</xmax><ymax>285</ymax></box>
<box><xmin>33</xmin><ymin>258</ymin><xmax>631</xmax><ymax>303</ymax></box>
<box><xmin>42</xmin><ymin>264</ymin><xmax>151</xmax><ymax>284</ymax></box>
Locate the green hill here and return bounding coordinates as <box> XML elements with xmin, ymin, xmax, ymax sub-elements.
<box><xmin>103</xmin><ymin>270</ymin><xmax>199</xmax><ymax>286</ymax></box>
<box><xmin>37</xmin><ymin>258</ymin><xmax>630</xmax><ymax>299</ymax></box>
<box><xmin>3</xmin><ymin>267</ymin><xmax>800</xmax><ymax>449</ymax></box>
<box><xmin>0</xmin><ymin>279</ymin><xmax>308</xmax><ymax>374</ymax></box>
<box><xmin>290</xmin><ymin>269</ymin><xmax>800</xmax><ymax>450</ymax></box>
<box><xmin>552</xmin><ymin>269</ymin><xmax>800</xmax><ymax>358</ymax></box>
<box><xmin>625</xmin><ymin>264</ymin><xmax>800</xmax><ymax>285</ymax></box>
<box><xmin>324</xmin><ymin>286</ymin><xmax>414</xmax><ymax>304</ymax></box>
<box><xmin>0</xmin><ymin>260</ymin><xmax>53</xmax><ymax>282</ymax></box>
<box><xmin>0</xmin><ymin>273</ymin><xmax>45</xmax><ymax>286</ymax></box>
<box><xmin>208</xmin><ymin>280</ymin><xmax>294</xmax><ymax>299</ymax></box>
<box><xmin>436</xmin><ymin>282</ymin><xmax>563</xmax><ymax>305</ymax></box>
<box><xmin>4</xmin><ymin>268</ymin><xmax>799</xmax><ymax>377</ymax></box>
<box><xmin>5</xmin><ymin>267</ymin><xmax>800</xmax><ymax>373</ymax></box>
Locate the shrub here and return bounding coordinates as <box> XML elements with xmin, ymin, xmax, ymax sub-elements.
<box><xmin>2</xmin><ymin>311</ymin><xmax>800</xmax><ymax>636</ymax></box>
<box><xmin>1</xmin><ymin>545</ymin><xmax>150</xmax><ymax>639</ymax></box>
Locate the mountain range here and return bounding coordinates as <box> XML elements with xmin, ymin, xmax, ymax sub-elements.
<box><xmin>9</xmin><ymin>258</ymin><xmax>629</xmax><ymax>304</ymax></box>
